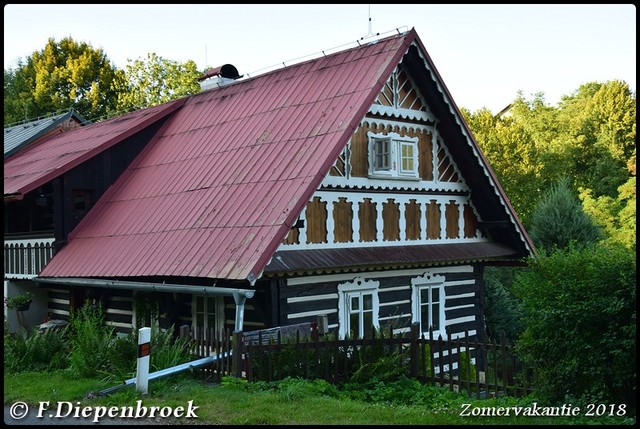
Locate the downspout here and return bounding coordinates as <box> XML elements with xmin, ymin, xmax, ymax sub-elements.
<box><xmin>233</xmin><ymin>291</ymin><xmax>248</xmax><ymax>332</ymax></box>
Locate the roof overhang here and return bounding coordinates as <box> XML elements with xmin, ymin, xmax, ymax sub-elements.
<box><xmin>264</xmin><ymin>242</ymin><xmax>528</xmax><ymax>276</ymax></box>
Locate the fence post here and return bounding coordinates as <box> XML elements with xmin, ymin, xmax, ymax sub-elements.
<box><xmin>409</xmin><ymin>322</ymin><xmax>420</xmax><ymax>378</ymax></box>
<box><xmin>136</xmin><ymin>327</ymin><xmax>151</xmax><ymax>395</ymax></box>
<box><xmin>232</xmin><ymin>330</ymin><xmax>243</xmax><ymax>378</ymax></box>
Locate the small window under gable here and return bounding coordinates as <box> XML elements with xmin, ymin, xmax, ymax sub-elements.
<box><xmin>367</xmin><ymin>131</ymin><xmax>419</xmax><ymax>180</ymax></box>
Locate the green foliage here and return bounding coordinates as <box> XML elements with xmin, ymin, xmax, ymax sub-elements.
<box><xmin>113</xmin><ymin>52</ymin><xmax>201</xmax><ymax>112</ymax></box>
<box><xmin>513</xmin><ymin>243</ymin><xmax>636</xmax><ymax>407</ymax></box>
<box><xmin>107</xmin><ymin>331</ymin><xmax>138</xmax><ymax>378</ymax></box>
<box><xmin>4</xmin><ymin>326</ymin><xmax>70</xmax><ymax>373</ymax></box>
<box><xmin>464</xmin><ymin>80</ymin><xmax>635</xmax><ymax>236</ymax></box>
<box><xmin>5</xmin><ymin>290</ymin><xmax>34</xmax><ymax>309</ymax></box>
<box><xmin>482</xmin><ymin>267</ymin><xmax>523</xmax><ymax>342</ymax></box>
<box><xmin>149</xmin><ymin>324</ymin><xmax>193</xmax><ymax>372</ymax></box>
<box><xmin>4</xmin><ymin>36</ymin><xmax>121</xmax><ymax>123</ymax></box>
<box><xmin>528</xmin><ymin>177</ymin><xmax>602</xmax><ymax>252</ymax></box>
<box><xmin>68</xmin><ymin>301</ymin><xmax>115</xmax><ymax>378</ymax></box>
<box><xmin>580</xmin><ymin>175</ymin><xmax>636</xmax><ymax>250</ymax></box>
<box><xmin>272</xmin><ymin>377</ymin><xmax>340</xmax><ymax>401</ymax></box>
<box><xmin>349</xmin><ymin>347</ymin><xmax>407</xmax><ymax>384</ymax></box>
<box><xmin>458</xmin><ymin>351</ymin><xmax>477</xmax><ymax>385</ymax></box>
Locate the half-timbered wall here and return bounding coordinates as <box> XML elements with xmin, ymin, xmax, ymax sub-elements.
<box><xmin>279</xmin><ymin>265</ymin><xmax>483</xmax><ymax>341</ymax></box>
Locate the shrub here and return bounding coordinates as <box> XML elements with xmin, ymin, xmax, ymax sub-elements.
<box><xmin>149</xmin><ymin>325</ymin><xmax>193</xmax><ymax>372</ymax></box>
<box><xmin>4</xmin><ymin>326</ymin><xmax>70</xmax><ymax>373</ymax></box>
<box><xmin>513</xmin><ymin>243</ymin><xmax>636</xmax><ymax>408</ymax></box>
<box><xmin>68</xmin><ymin>301</ymin><xmax>115</xmax><ymax>378</ymax></box>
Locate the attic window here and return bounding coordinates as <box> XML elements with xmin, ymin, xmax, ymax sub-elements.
<box><xmin>367</xmin><ymin>131</ymin><xmax>419</xmax><ymax>179</ymax></box>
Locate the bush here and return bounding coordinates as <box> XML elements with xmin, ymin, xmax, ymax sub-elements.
<box><xmin>149</xmin><ymin>325</ymin><xmax>193</xmax><ymax>372</ymax></box>
<box><xmin>68</xmin><ymin>301</ymin><xmax>115</xmax><ymax>378</ymax></box>
<box><xmin>483</xmin><ymin>266</ymin><xmax>523</xmax><ymax>343</ymax></box>
<box><xmin>4</xmin><ymin>326</ymin><xmax>70</xmax><ymax>373</ymax></box>
<box><xmin>513</xmin><ymin>243</ymin><xmax>636</xmax><ymax>408</ymax></box>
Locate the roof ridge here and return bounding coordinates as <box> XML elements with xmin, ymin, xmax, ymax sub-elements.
<box><xmin>243</xmin><ymin>26</ymin><xmax>410</xmax><ymax>80</ymax></box>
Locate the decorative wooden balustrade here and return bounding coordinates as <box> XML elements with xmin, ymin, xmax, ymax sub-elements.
<box><xmin>4</xmin><ymin>236</ymin><xmax>55</xmax><ymax>279</ymax></box>
<box><xmin>281</xmin><ymin>190</ymin><xmax>486</xmax><ymax>250</ymax></box>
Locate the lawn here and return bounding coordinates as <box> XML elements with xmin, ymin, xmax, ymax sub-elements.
<box><xmin>3</xmin><ymin>370</ymin><xmax>635</xmax><ymax>425</ymax></box>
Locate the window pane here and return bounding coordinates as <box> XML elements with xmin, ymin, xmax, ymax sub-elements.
<box><xmin>421</xmin><ymin>288</ymin><xmax>430</xmax><ymax>304</ymax></box>
<box><xmin>433</xmin><ymin>303</ymin><xmax>440</xmax><ymax>330</ymax></box>
<box><xmin>350</xmin><ymin>312</ymin><xmax>360</xmax><ymax>338</ymax></box>
<box><xmin>421</xmin><ymin>304</ymin><xmax>429</xmax><ymax>331</ymax></box>
<box><xmin>207</xmin><ymin>314</ymin><xmax>216</xmax><ymax>330</ymax></box>
<box><xmin>351</xmin><ymin>296</ymin><xmax>359</xmax><ymax>311</ymax></box>
<box><xmin>196</xmin><ymin>298</ymin><xmax>204</xmax><ymax>312</ymax></box>
<box><xmin>363</xmin><ymin>294</ymin><xmax>373</xmax><ymax>310</ymax></box>
<box><xmin>374</xmin><ymin>139</ymin><xmax>390</xmax><ymax>170</ymax></box>
<box><xmin>363</xmin><ymin>311</ymin><xmax>373</xmax><ymax>338</ymax></box>
<box><xmin>400</xmin><ymin>142</ymin><xmax>416</xmax><ymax>173</ymax></box>
<box><xmin>431</xmin><ymin>287</ymin><xmax>439</xmax><ymax>304</ymax></box>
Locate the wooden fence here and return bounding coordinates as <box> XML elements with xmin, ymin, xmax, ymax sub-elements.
<box><xmin>180</xmin><ymin>322</ymin><xmax>534</xmax><ymax>398</ymax></box>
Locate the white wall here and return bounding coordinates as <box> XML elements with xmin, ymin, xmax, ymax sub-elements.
<box><xmin>4</xmin><ymin>280</ymin><xmax>48</xmax><ymax>333</ymax></box>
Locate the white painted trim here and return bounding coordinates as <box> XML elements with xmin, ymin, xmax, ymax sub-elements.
<box><xmin>446</xmin><ymin>292</ymin><xmax>475</xmax><ymax>300</ymax></box>
<box><xmin>287</xmin><ymin>308</ymin><xmax>338</xmax><ymax>320</ymax></box>
<box><xmin>287</xmin><ymin>293</ymin><xmax>339</xmax><ymax>304</ymax></box>
<box><xmin>105</xmin><ymin>308</ymin><xmax>134</xmax><ymax>316</ymax></box>
<box><xmin>287</xmin><ymin>265</ymin><xmax>473</xmax><ymax>286</ymax></box>
<box><xmin>411</xmin><ymin>272</ymin><xmax>447</xmax><ymax>339</ymax></box>
<box><xmin>378</xmin><ymin>313</ymin><xmax>411</xmax><ymax>321</ymax></box>
<box><xmin>379</xmin><ymin>299</ymin><xmax>410</xmax><ymax>307</ymax></box>
<box><xmin>446</xmin><ymin>303</ymin><xmax>475</xmax><ymax>312</ymax></box>
<box><xmin>379</xmin><ymin>285</ymin><xmax>410</xmax><ymax>293</ymax></box>
<box><xmin>320</xmin><ymin>175</ymin><xmax>469</xmax><ymax>192</ymax></box>
<box><xmin>105</xmin><ymin>321</ymin><xmax>133</xmax><ymax>329</ymax></box>
<box><xmin>445</xmin><ymin>315</ymin><xmax>475</xmax><ymax>327</ymax></box>
<box><xmin>337</xmin><ymin>278</ymin><xmax>380</xmax><ymax>339</ymax></box>
<box><xmin>444</xmin><ymin>279</ymin><xmax>476</xmax><ymax>287</ymax></box>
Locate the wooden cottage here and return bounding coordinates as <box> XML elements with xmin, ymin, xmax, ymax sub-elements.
<box><xmin>4</xmin><ymin>28</ymin><xmax>534</xmax><ymax>341</ymax></box>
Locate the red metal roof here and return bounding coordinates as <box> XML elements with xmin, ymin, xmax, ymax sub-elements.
<box><xmin>39</xmin><ymin>30</ymin><xmax>414</xmax><ymax>281</ymax></box>
<box><xmin>265</xmin><ymin>242</ymin><xmax>523</xmax><ymax>275</ymax></box>
<box><xmin>4</xmin><ymin>99</ymin><xmax>185</xmax><ymax>198</ymax></box>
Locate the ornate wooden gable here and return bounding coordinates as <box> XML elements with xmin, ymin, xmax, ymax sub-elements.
<box><xmin>279</xmin><ymin>60</ymin><xmax>484</xmax><ymax>251</ymax></box>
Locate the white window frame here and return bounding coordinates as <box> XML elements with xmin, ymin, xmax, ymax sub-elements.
<box><xmin>367</xmin><ymin>131</ymin><xmax>419</xmax><ymax>179</ymax></box>
<box><xmin>192</xmin><ymin>295</ymin><xmax>225</xmax><ymax>336</ymax></box>
<box><xmin>411</xmin><ymin>272</ymin><xmax>446</xmax><ymax>339</ymax></box>
<box><xmin>337</xmin><ymin>277</ymin><xmax>380</xmax><ymax>339</ymax></box>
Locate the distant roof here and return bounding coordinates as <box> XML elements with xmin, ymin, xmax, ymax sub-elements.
<box><xmin>3</xmin><ymin>110</ymin><xmax>90</xmax><ymax>159</ymax></box>
<box><xmin>5</xmin><ymin>28</ymin><xmax>533</xmax><ymax>283</ymax></box>
<box><xmin>4</xmin><ymin>101</ymin><xmax>184</xmax><ymax>198</ymax></box>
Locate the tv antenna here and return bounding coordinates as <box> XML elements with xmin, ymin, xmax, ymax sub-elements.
<box><xmin>362</xmin><ymin>4</ymin><xmax>379</xmax><ymax>40</ymax></box>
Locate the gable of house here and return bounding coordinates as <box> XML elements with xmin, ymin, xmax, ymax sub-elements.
<box><xmin>268</xmin><ymin>39</ymin><xmax>533</xmax><ymax>276</ymax></box>
<box><xmin>3</xmin><ymin>109</ymin><xmax>89</xmax><ymax>160</ymax></box>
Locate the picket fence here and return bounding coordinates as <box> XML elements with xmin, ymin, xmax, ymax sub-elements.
<box><xmin>178</xmin><ymin>322</ymin><xmax>534</xmax><ymax>399</ymax></box>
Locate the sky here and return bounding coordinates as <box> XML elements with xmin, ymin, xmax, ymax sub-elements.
<box><xmin>3</xmin><ymin>4</ymin><xmax>636</xmax><ymax>114</ymax></box>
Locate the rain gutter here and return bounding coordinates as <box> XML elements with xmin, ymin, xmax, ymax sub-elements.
<box><xmin>34</xmin><ymin>277</ymin><xmax>254</xmax><ymax>331</ymax></box>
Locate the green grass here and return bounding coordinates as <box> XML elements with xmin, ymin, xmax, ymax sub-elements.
<box><xmin>4</xmin><ymin>371</ymin><xmax>635</xmax><ymax>425</ymax></box>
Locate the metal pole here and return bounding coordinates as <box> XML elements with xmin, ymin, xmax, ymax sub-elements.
<box><xmin>136</xmin><ymin>327</ymin><xmax>151</xmax><ymax>394</ymax></box>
